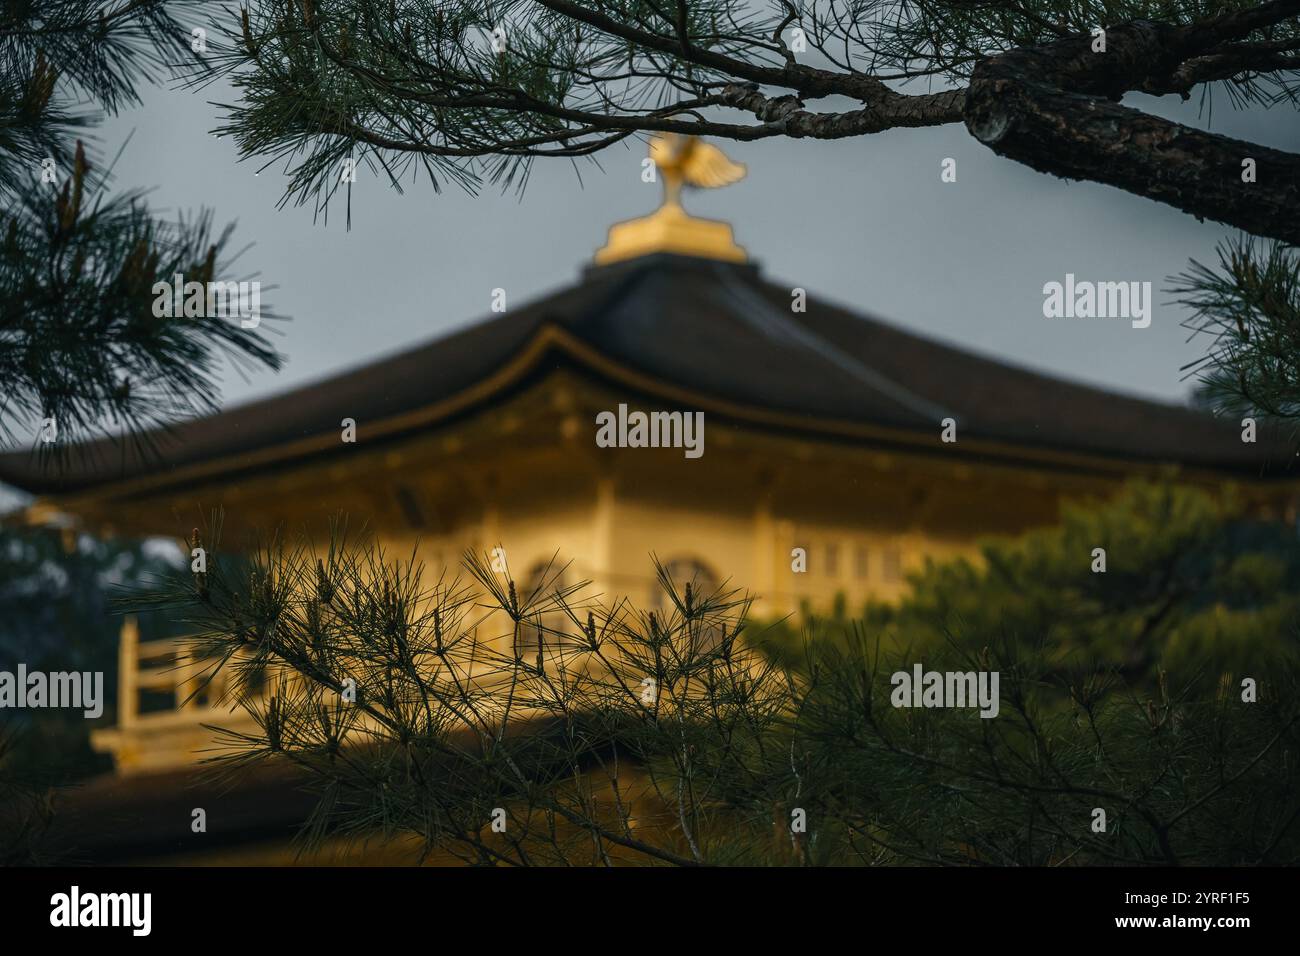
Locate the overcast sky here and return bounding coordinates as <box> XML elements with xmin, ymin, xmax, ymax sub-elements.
<box><xmin>77</xmin><ymin>77</ymin><xmax>1300</xmax><ymax>410</ymax></box>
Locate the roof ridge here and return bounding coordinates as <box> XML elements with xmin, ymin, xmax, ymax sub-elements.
<box><xmin>779</xmin><ymin>282</ymin><xmax>1220</xmax><ymax>417</ymax></box>
<box><xmin>710</xmin><ymin>264</ymin><xmax>953</xmax><ymax>423</ymax></box>
<box><xmin>570</xmin><ymin>257</ymin><xmax>662</xmax><ymax>328</ymax></box>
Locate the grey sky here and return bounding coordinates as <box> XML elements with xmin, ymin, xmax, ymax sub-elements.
<box><xmin>85</xmin><ymin>78</ymin><xmax>1300</xmax><ymax>411</ymax></box>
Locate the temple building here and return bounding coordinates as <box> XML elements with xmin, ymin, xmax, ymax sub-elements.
<box><xmin>1</xmin><ymin>138</ymin><xmax>1295</xmax><ymax>859</ymax></box>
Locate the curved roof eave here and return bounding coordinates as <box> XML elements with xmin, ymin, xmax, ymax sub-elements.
<box><xmin>3</xmin><ymin>254</ymin><xmax>1296</xmax><ymax>501</ymax></box>
<box><xmin>20</xmin><ymin>322</ymin><xmax>1298</xmax><ymax>507</ymax></box>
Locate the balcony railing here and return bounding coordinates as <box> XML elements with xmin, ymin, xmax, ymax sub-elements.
<box><xmin>91</xmin><ymin>616</ymin><xmax>260</xmax><ymax>775</ymax></box>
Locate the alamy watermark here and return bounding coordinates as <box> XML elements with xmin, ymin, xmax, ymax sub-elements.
<box><xmin>890</xmin><ymin>663</ymin><xmax>1000</xmax><ymax>718</ymax></box>
<box><xmin>595</xmin><ymin>403</ymin><xmax>704</xmax><ymax>459</ymax></box>
<box><xmin>151</xmin><ymin>273</ymin><xmax>261</xmax><ymax>328</ymax></box>
<box><xmin>1042</xmin><ymin>274</ymin><xmax>1152</xmax><ymax>329</ymax></box>
<box><xmin>0</xmin><ymin>665</ymin><xmax>103</xmax><ymax>718</ymax></box>
<box><xmin>50</xmin><ymin>886</ymin><xmax>151</xmax><ymax>936</ymax></box>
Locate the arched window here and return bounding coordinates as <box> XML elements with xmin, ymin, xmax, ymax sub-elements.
<box><xmin>513</xmin><ymin>560</ymin><xmax>576</xmax><ymax>664</ymax></box>
<box><xmin>882</xmin><ymin>548</ymin><xmax>904</xmax><ymax>583</ymax></box>
<box><xmin>655</xmin><ymin>557</ymin><xmax>726</xmax><ymax>652</ymax></box>
<box><xmin>658</xmin><ymin>557</ymin><xmax>719</xmax><ymax>600</ymax></box>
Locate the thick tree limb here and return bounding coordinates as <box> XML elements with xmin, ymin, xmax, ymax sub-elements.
<box><xmin>719</xmin><ymin>83</ymin><xmax>964</xmax><ymax>136</ymax></box>
<box><xmin>966</xmin><ymin>14</ymin><xmax>1300</xmax><ymax>244</ymax></box>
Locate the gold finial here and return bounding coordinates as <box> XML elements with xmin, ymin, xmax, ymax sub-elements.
<box><xmin>649</xmin><ymin>134</ymin><xmax>747</xmax><ymax>208</ymax></box>
<box><xmin>594</xmin><ymin>134</ymin><xmax>749</xmax><ymax>265</ymax></box>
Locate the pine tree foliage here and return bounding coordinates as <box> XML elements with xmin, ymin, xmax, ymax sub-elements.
<box><xmin>0</xmin><ymin>2</ymin><xmax>283</xmax><ymax>451</ymax></box>
<box><xmin>1</xmin><ymin>1</ymin><xmax>205</xmax><ymax>200</ymax></box>
<box><xmin>122</xmin><ymin>489</ymin><xmax>1300</xmax><ymax>865</ymax></box>
<box><xmin>777</xmin><ymin>482</ymin><xmax>1300</xmax><ymax>688</ymax></box>
<box><xmin>1176</xmin><ymin>236</ymin><xmax>1300</xmax><ymax>420</ymax></box>
<box><xmin>206</xmin><ymin>2</ymin><xmax>1299</xmax><ymax>236</ymax></box>
<box><xmin>0</xmin><ymin>145</ymin><xmax>283</xmax><ymax>452</ymax></box>
<box><xmin>129</xmin><ymin>523</ymin><xmax>787</xmax><ymax>865</ymax></box>
<box><xmin>791</xmin><ymin>633</ymin><xmax>1300</xmax><ymax>866</ymax></box>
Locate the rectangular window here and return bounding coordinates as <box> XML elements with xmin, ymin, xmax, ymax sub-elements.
<box><xmin>825</xmin><ymin>543</ymin><xmax>839</xmax><ymax>577</ymax></box>
<box><xmin>883</xmin><ymin>549</ymin><xmax>903</xmax><ymax>582</ymax></box>
<box><xmin>855</xmin><ymin>545</ymin><xmax>869</xmax><ymax>579</ymax></box>
<box><xmin>393</xmin><ymin>484</ymin><xmax>426</xmax><ymax>529</ymax></box>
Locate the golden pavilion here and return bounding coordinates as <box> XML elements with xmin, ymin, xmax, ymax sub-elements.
<box><xmin>0</xmin><ymin>139</ymin><xmax>1295</xmax><ymax>860</ymax></box>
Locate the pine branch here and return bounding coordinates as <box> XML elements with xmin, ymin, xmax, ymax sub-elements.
<box><xmin>197</xmin><ymin>1</ymin><xmax>1299</xmax><ymax>238</ymax></box>
<box><xmin>1175</xmin><ymin>236</ymin><xmax>1300</xmax><ymax>419</ymax></box>
<box><xmin>0</xmin><ymin>0</ymin><xmax>213</xmax><ymax>199</ymax></box>
<box><xmin>0</xmin><ymin>142</ymin><xmax>284</xmax><ymax>453</ymax></box>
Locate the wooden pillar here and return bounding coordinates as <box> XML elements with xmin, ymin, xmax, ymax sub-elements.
<box><xmin>753</xmin><ymin>491</ymin><xmax>776</xmax><ymax>618</ymax></box>
<box><xmin>592</xmin><ymin>473</ymin><xmax>616</xmax><ymax>600</ymax></box>
<box><xmin>118</xmin><ymin>615</ymin><xmax>139</xmax><ymax>728</ymax></box>
<box><xmin>178</xmin><ymin>646</ymin><xmax>197</xmax><ymax>712</ymax></box>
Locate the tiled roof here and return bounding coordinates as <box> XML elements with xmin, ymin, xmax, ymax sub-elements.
<box><xmin>2</xmin><ymin>253</ymin><xmax>1293</xmax><ymax>495</ymax></box>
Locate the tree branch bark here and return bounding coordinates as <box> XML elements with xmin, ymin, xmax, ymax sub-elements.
<box><xmin>965</xmin><ymin>13</ymin><xmax>1300</xmax><ymax>244</ymax></box>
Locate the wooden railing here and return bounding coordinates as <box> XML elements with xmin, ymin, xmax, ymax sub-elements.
<box><xmin>93</xmin><ymin>617</ymin><xmax>259</xmax><ymax>773</ymax></box>
<box><xmin>115</xmin><ymin>616</ymin><xmax>239</xmax><ymax>728</ymax></box>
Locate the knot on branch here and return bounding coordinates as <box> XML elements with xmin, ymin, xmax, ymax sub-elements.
<box><xmin>720</xmin><ymin>83</ymin><xmax>803</xmax><ymax>125</ymax></box>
